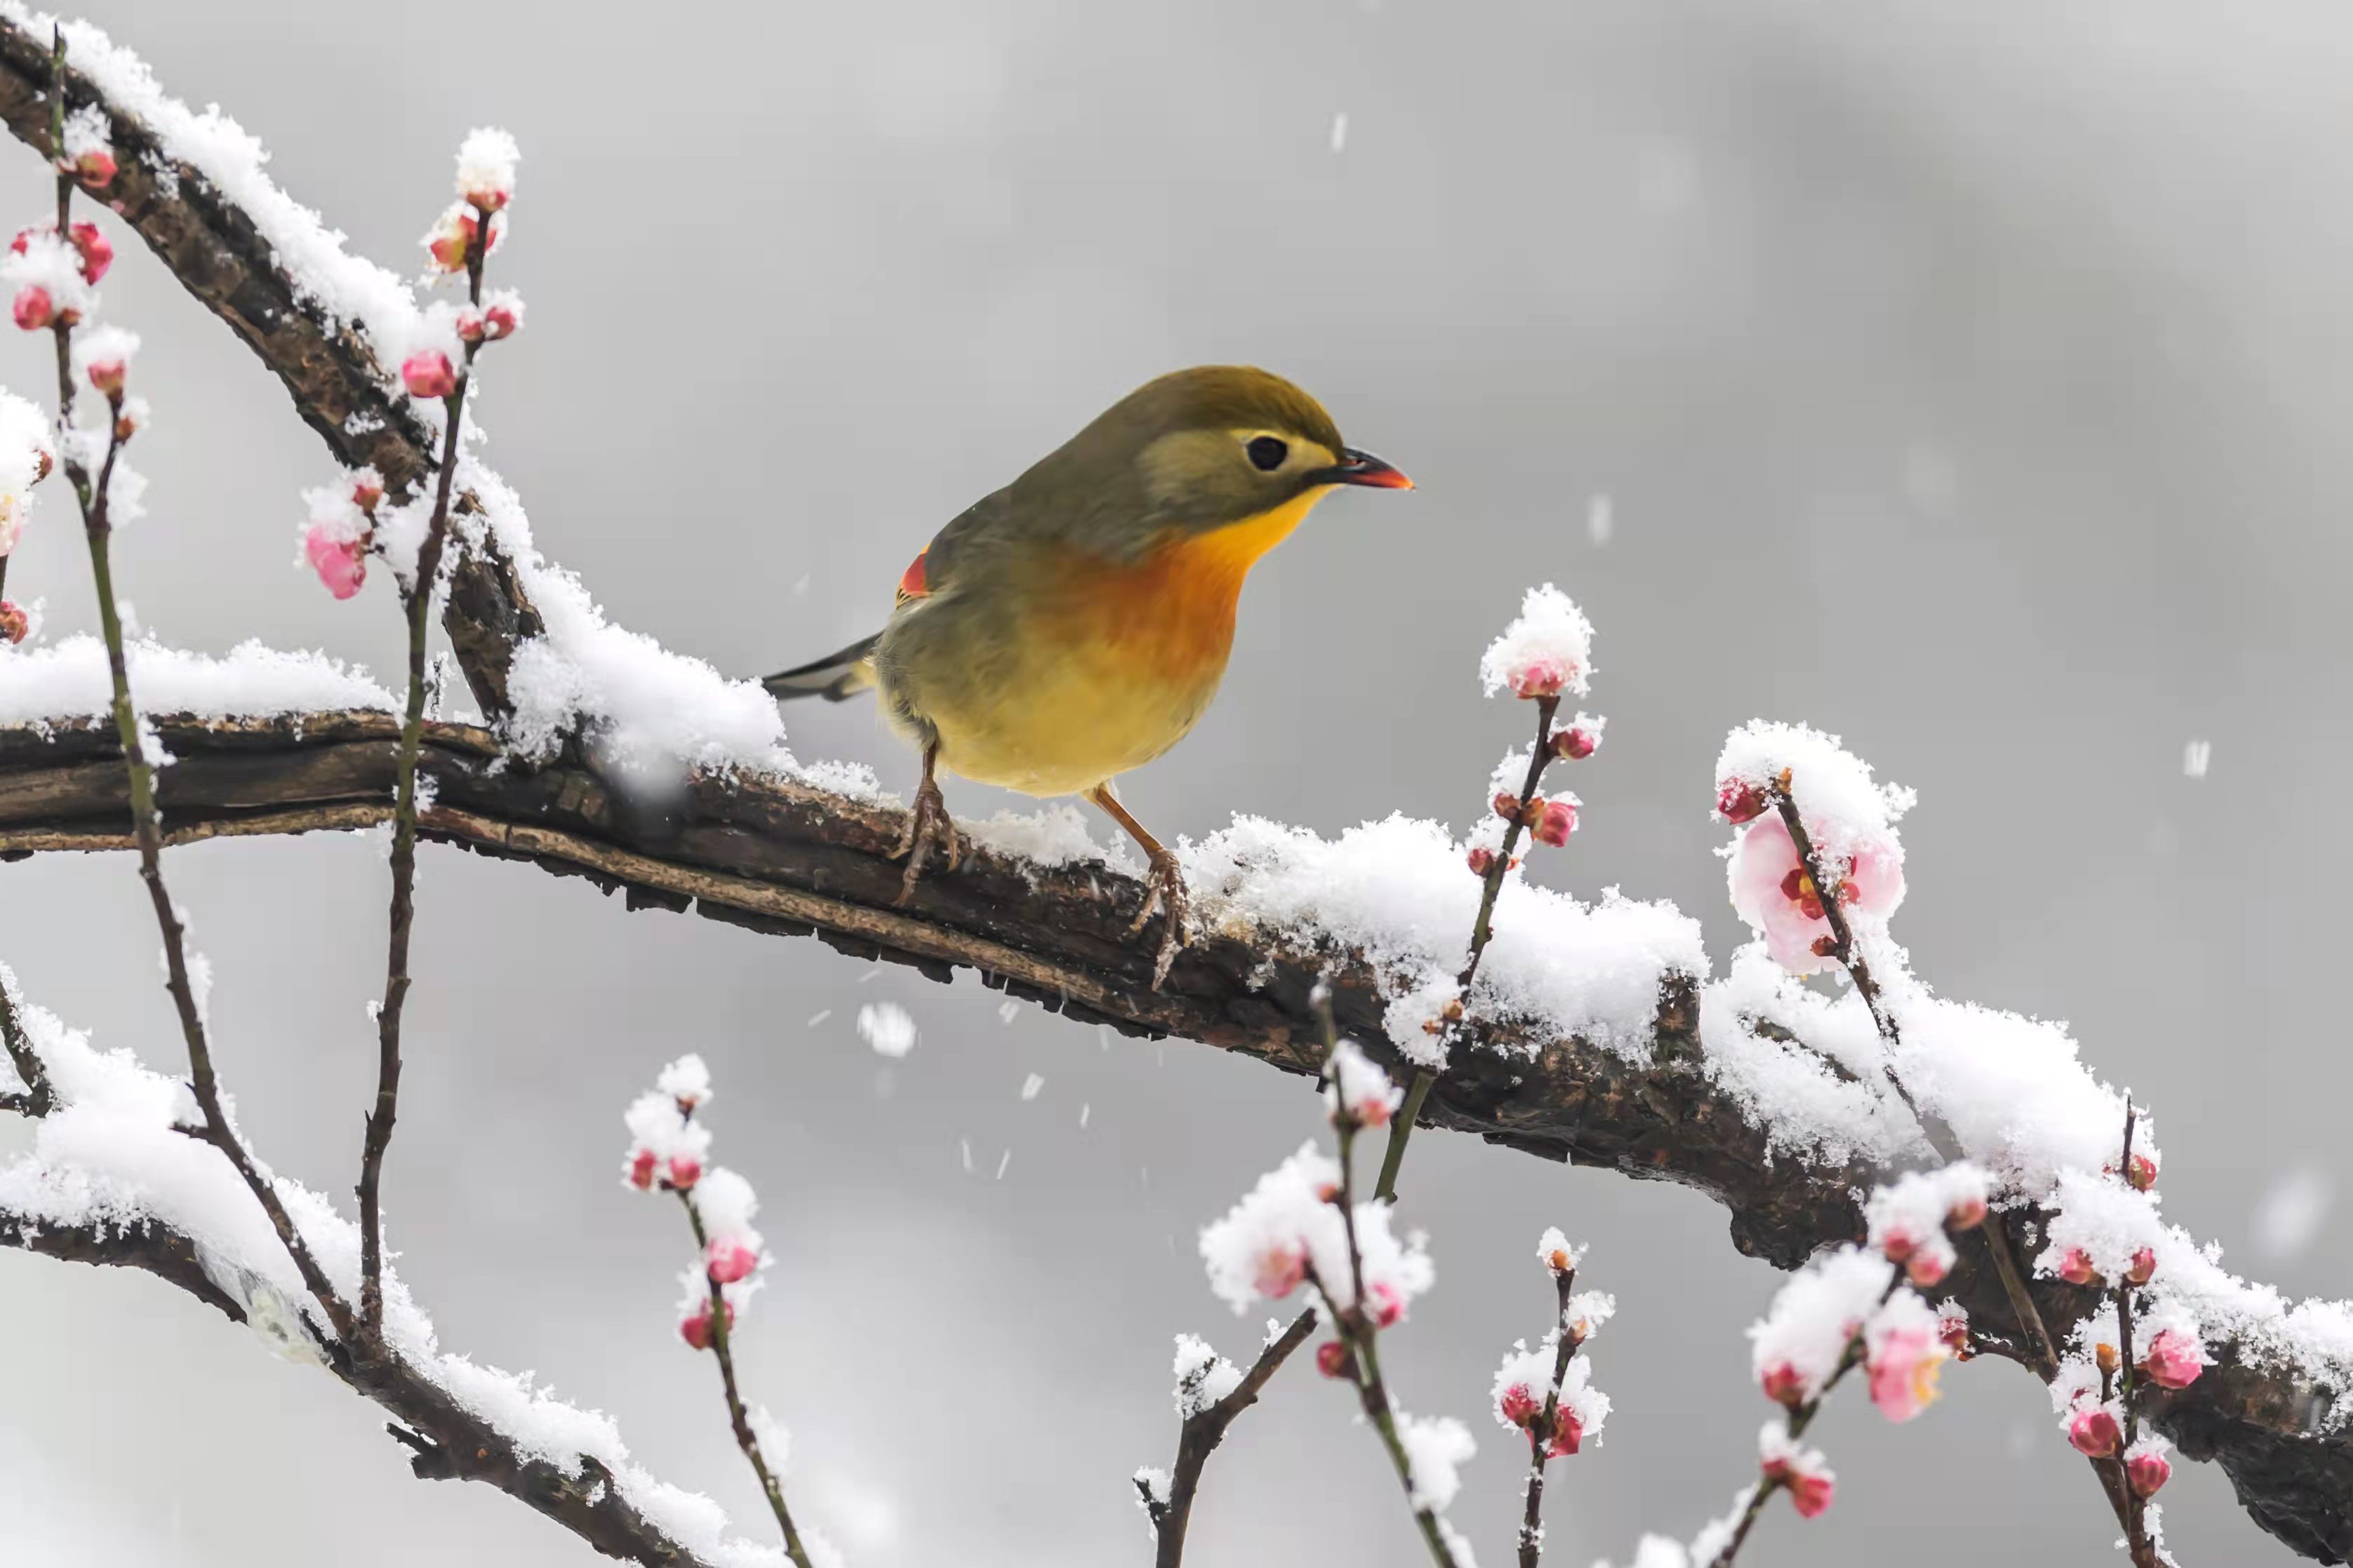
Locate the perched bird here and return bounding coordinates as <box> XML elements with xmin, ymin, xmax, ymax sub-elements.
<box><xmin>766</xmin><ymin>366</ymin><xmax>1411</xmax><ymax>985</ymax></box>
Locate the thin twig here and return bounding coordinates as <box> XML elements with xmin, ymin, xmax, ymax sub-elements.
<box><xmin>1147</xmin><ymin>1308</ymin><xmax>1319</xmax><ymax>1567</ymax></box>
<box><xmin>46</xmin><ymin>28</ymin><xmax>351</xmax><ymax>1345</ymax></box>
<box><xmin>676</xmin><ymin>1191</ymin><xmax>815</xmax><ymax>1568</ymax></box>
<box><xmin>358</xmin><ymin>203</ymin><xmax>489</xmax><ymax>1348</ymax></box>
<box><xmin>2109</xmin><ymin>1104</ymin><xmax>2164</xmax><ymax>1568</ymax></box>
<box><xmin>0</xmin><ymin>964</ymin><xmax>53</xmax><ymax>1117</ymax></box>
<box><xmin>1516</xmin><ymin>1266</ymin><xmax>1582</xmax><ymax>1568</ymax></box>
<box><xmin>1378</xmin><ymin>695</ymin><xmax>1561</xmax><ymax>1200</ymax></box>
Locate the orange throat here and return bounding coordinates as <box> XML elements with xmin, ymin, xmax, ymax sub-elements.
<box><xmin>1072</xmin><ymin>488</ymin><xmax>1333</xmax><ymax>672</ymax></box>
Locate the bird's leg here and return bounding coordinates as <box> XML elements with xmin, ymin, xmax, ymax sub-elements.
<box><xmin>1086</xmin><ymin>784</ymin><xmax>1192</xmax><ymax>990</ymax></box>
<box><xmin>892</xmin><ymin>735</ymin><xmax>962</xmax><ymax>904</ymax></box>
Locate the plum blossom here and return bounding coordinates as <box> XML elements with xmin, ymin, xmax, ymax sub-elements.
<box><xmin>1479</xmin><ymin>583</ymin><xmax>1594</xmax><ymax>700</ymax></box>
<box><xmin>302</xmin><ymin>523</ymin><xmax>367</xmax><ymax>600</ymax></box>
<box><xmin>2067</xmin><ymin>1402</ymin><xmax>2121</xmax><ymax>1458</ymax></box>
<box><xmin>1323</xmin><ymin>1039</ymin><xmax>1402</xmax><ymax>1130</ymax></box>
<box><xmin>401</xmin><ymin>349</ymin><xmax>457</xmax><ymax>399</ymax></box>
<box><xmin>1550</xmin><ymin>714</ymin><xmax>1603</xmax><ymax>760</ymax></box>
<box><xmin>1759</xmin><ymin>1421</ymin><xmax>1835</xmax><ymax>1520</ymax></box>
<box><xmin>1198</xmin><ymin>1142</ymin><xmax>1433</xmax><ymax>1320</ymax></box>
<box><xmin>1727</xmin><ymin>812</ymin><xmax>1904</xmax><ymax>975</ymax></box>
<box><xmin>1535</xmin><ymin>1226</ymin><xmax>1583</xmax><ymax>1277</ymax></box>
<box><xmin>1531</xmin><ymin>796</ymin><xmax>1578</xmax><ymax>847</ymax></box>
<box><xmin>2126</xmin><ymin>1435</ymin><xmax>2173</xmax><ymax>1499</ymax></box>
<box><xmin>1749</xmin><ymin>1244</ymin><xmax>1893</xmax><ymax>1407</ymax></box>
<box><xmin>1862</xmin><ymin>1292</ymin><xmax>1948</xmax><ymax>1423</ymax></box>
<box><xmin>72</xmin><ymin>324</ymin><xmax>138</xmax><ymax>398</ymax></box>
<box><xmin>455</xmin><ymin>126</ymin><xmax>521</xmax><ymax>213</ymax></box>
<box><xmin>60</xmin><ymin>106</ymin><xmax>114</xmax><ymax>187</ymax></box>
<box><xmin>2140</xmin><ymin>1326</ymin><xmax>2206</xmax><ymax>1391</ymax></box>
<box><xmin>0</xmin><ymin>599</ymin><xmax>27</xmax><ymax>644</ymax></box>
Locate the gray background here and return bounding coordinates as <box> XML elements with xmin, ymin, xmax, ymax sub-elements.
<box><xmin>0</xmin><ymin>0</ymin><xmax>2345</xmax><ymax>1563</ymax></box>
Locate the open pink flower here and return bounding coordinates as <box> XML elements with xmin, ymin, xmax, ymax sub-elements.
<box><xmin>2140</xmin><ymin>1328</ymin><xmax>2206</xmax><ymax>1390</ymax></box>
<box><xmin>1866</xmin><ymin>1321</ymin><xmax>1946</xmax><ymax>1423</ymax></box>
<box><xmin>2055</xmin><ymin>1247</ymin><xmax>2100</xmax><ymax>1286</ymax></box>
<box><xmin>1728</xmin><ymin>815</ymin><xmax>1907</xmax><ymax>973</ymax></box>
<box><xmin>304</xmin><ymin>524</ymin><xmax>367</xmax><ymax>600</ymax></box>
<box><xmin>1498</xmin><ymin>1382</ymin><xmax>1541</xmax><ymax>1428</ymax></box>
<box><xmin>1251</xmin><ymin>1242</ymin><xmax>1307</xmax><ymax>1300</ymax></box>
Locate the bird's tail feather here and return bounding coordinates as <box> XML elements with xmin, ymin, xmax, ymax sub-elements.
<box><xmin>763</xmin><ymin>634</ymin><xmax>881</xmax><ymax>702</ymax></box>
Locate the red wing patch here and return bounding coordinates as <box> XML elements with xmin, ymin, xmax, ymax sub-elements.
<box><xmin>895</xmin><ymin>547</ymin><xmax>931</xmax><ymax>608</ymax></box>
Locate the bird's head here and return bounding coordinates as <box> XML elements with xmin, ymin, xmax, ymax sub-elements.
<box><xmin>1026</xmin><ymin>365</ymin><xmax>1411</xmax><ymax>552</ymax></box>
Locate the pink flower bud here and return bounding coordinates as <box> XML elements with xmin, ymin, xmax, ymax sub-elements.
<box><xmin>667</xmin><ymin>1154</ymin><xmax>703</xmax><ymax>1191</ymax></box>
<box><xmin>0</xmin><ymin>601</ymin><xmax>26</xmax><ymax>645</ymax></box>
<box><xmin>11</xmin><ymin>284</ymin><xmax>53</xmax><ymax>330</ymax></box>
<box><xmin>1545</xmin><ymin>1409</ymin><xmax>1585</xmax><ymax>1457</ymax></box>
<box><xmin>2140</xmin><ymin>1328</ymin><xmax>2206</xmax><ymax>1390</ymax></box>
<box><xmin>1551</xmin><ymin>726</ymin><xmax>1599</xmax><ymax>760</ymax></box>
<box><xmin>465</xmin><ymin>182</ymin><xmax>512</xmax><ymax>215</ymax></box>
<box><xmin>1787</xmin><ymin>1470</ymin><xmax>1834</xmax><ymax>1519</ymax></box>
<box><xmin>2055</xmin><ymin>1247</ymin><xmax>2100</xmax><ymax>1287</ymax></box>
<box><xmin>625</xmin><ymin>1148</ymin><xmax>658</xmax><ymax>1190</ymax></box>
<box><xmin>455</xmin><ymin>308</ymin><xmax>486</xmax><ymax>344</ymax></box>
<box><xmin>401</xmin><ymin>349</ymin><xmax>457</xmax><ymax>399</ymax></box>
<box><xmin>2126</xmin><ymin>1247</ymin><xmax>2156</xmax><ymax>1287</ymax></box>
<box><xmin>74</xmin><ymin>147</ymin><xmax>116</xmax><ymax>188</ymax></box>
<box><xmin>1493</xmin><ymin>790</ymin><xmax>1523</xmax><ymax>822</ymax></box>
<box><xmin>69</xmin><ymin>220</ymin><xmax>111</xmax><ymax>282</ymax></box>
<box><xmin>1946</xmin><ymin>1193</ymin><xmax>1988</xmax><ymax>1231</ymax></box>
<box><xmin>2067</xmin><ymin>1406</ymin><xmax>2121</xmax><ymax>1459</ymax></box>
<box><xmin>352</xmin><ymin>476</ymin><xmax>383</xmax><ymax>511</ymax></box>
<box><xmin>1498</xmin><ymin>1382</ymin><xmax>1541</xmax><ymax>1428</ymax></box>
<box><xmin>1509</xmin><ymin>657</ymin><xmax>1568</xmax><ymax>699</ymax></box>
<box><xmin>2127</xmin><ymin>1152</ymin><xmax>2158</xmax><ymax>1192</ymax></box>
<box><xmin>1760</xmin><ymin>1361</ymin><xmax>1806</xmax><ymax>1408</ymax></box>
<box><xmin>85</xmin><ymin>355</ymin><xmax>126</xmax><ymax>397</ymax></box>
<box><xmin>1878</xmin><ymin>1225</ymin><xmax>1919</xmax><ymax>1264</ymax></box>
<box><xmin>427</xmin><ymin>210</ymin><xmax>479</xmax><ymax>273</ymax></box>
<box><xmin>1315</xmin><ymin>1340</ymin><xmax>1354</xmax><ymax>1379</ymax></box>
<box><xmin>1531</xmin><ymin>798</ymin><xmax>1577</xmax><ymax>847</ymax></box>
<box><xmin>2127</xmin><ymin>1449</ymin><xmax>2172</xmax><ymax>1499</ymax></box>
<box><xmin>1937</xmin><ymin>1308</ymin><xmax>1970</xmax><ymax>1356</ymax></box>
<box><xmin>1717</xmin><ymin>780</ymin><xmax>1768</xmax><ymax>824</ymax></box>
<box><xmin>705</xmin><ymin>1235</ymin><xmax>761</xmax><ymax>1285</ymax></box>
<box><xmin>1366</xmin><ymin>1280</ymin><xmax>1406</xmax><ymax>1329</ymax></box>
<box><xmin>303</xmin><ymin>523</ymin><xmax>368</xmax><ymax>601</ymax></box>
<box><xmin>1467</xmin><ymin>846</ymin><xmax>1496</xmax><ymax>876</ymax></box>
<box><xmin>679</xmin><ymin>1297</ymin><xmax>733</xmax><ymax>1350</ymax></box>
<box><xmin>1905</xmin><ymin>1249</ymin><xmax>1949</xmax><ymax>1288</ymax></box>
<box><xmin>483</xmin><ymin>300</ymin><xmax>521</xmax><ymax>340</ymax></box>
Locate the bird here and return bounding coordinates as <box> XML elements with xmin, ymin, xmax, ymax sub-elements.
<box><xmin>765</xmin><ymin>365</ymin><xmax>1411</xmax><ymax>986</ymax></box>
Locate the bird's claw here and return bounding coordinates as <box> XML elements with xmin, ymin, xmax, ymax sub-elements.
<box><xmin>893</xmin><ymin>777</ymin><xmax>962</xmax><ymax>904</ymax></box>
<box><xmin>1129</xmin><ymin>847</ymin><xmax>1194</xmax><ymax>990</ymax></box>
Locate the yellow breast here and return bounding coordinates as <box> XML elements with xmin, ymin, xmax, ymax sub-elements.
<box><xmin>927</xmin><ymin>487</ymin><xmax>1332</xmax><ymax>796</ymax></box>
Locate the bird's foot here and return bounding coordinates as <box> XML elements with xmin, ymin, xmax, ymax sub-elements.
<box><xmin>1128</xmin><ymin>847</ymin><xmax>1194</xmax><ymax>990</ymax></box>
<box><xmin>892</xmin><ymin>775</ymin><xmax>962</xmax><ymax>904</ymax></box>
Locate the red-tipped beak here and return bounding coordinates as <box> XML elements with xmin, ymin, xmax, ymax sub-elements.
<box><xmin>1328</xmin><ymin>447</ymin><xmax>1413</xmax><ymax>490</ymax></box>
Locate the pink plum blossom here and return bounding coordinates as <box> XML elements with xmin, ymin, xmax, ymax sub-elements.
<box><xmin>0</xmin><ymin>600</ymin><xmax>25</xmax><ymax>645</ymax></box>
<box><xmin>679</xmin><ymin>1297</ymin><xmax>733</xmax><ymax>1349</ymax></box>
<box><xmin>1545</xmin><ymin>1409</ymin><xmax>1585</xmax><ymax>1457</ymax></box>
<box><xmin>1716</xmin><ymin>779</ymin><xmax>1767</xmax><ymax>824</ymax></box>
<box><xmin>1760</xmin><ymin>1361</ymin><xmax>1806</xmax><ymax>1408</ymax></box>
<box><xmin>705</xmin><ymin>1235</ymin><xmax>761</xmax><ymax>1285</ymax></box>
<box><xmin>1315</xmin><ymin>1341</ymin><xmax>1353</xmax><ymax>1379</ymax></box>
<box><xmin>2126</xmin><ymin>1443</ymin><xmax>2173</xmax><ymax>1499</ymax></box>
<box><xmin>1865</xmin><ymin>1320</ymin><xmax>1946</xmax><ymax>1423</ymax></box>
<box><xmin>1552</xmin><ymin>725</ymin><xmax>1599</xmax><ymax>760</ymax></box>
<box><xmin>11</xmin><ymin>284</ymin><xmax>52</xmax><ymax>330</ymax></box>
<box><xmin>667</xmin><ymin>1154</ymin><xmax>702</xmax><ymax>1191</ymax></box>
<box><xmin>304</xmin><ymin>524</ymin><xmax>367</xmax><ymax>600</ymax></box>
<box><xmin>74</xmin><ymin>147</ymin><xmax>116</xmax><ymax>187</ymax></box>
<box><xmin>401</xmin><ymin>349</ymin><xmax>457</xmax><ymax>399</ymax></box>
<box><xmin>625</xmin><ymin>1148</ymin><xmax>658</xmax><ymax>1191</ymax></box>
<box><xmin>1728</xmin><ymin>813</ymin><xmax>1904</xmax><ymax>972</ymax></box>
<box><xmin>1507</xmin><ymin>655</ymin><xmax>1569</xmax><ymax>699</ymax></box>
<box><xmin>1498</xmin><ymin>1381</ymin><xmax>1541</xmax><ymax>1428</ymax></box>
<box><xmin>1787</xmin><ymin>1469</ymin><xmax>1834</xmax><ymax>1519</ymax></box>
<box><xmin>1531</xmin><ymin>798</ymin><xmax>1577</xmax><ymax>847</ymax></box>
<box><xmin>2055</xmin><ymin>1247</ymin><xmax>2100</xmax><ymax>1287</ymax></box>
<box><xmin>2141</xmin><ymin>1328</ymin><xmax>2206</xmax><ymax>1390</ymax></box>
<box><xmin>2068</xmin><ymin>1405</ymin><xmax>2121</xmax><ymax>1458</ymax></box>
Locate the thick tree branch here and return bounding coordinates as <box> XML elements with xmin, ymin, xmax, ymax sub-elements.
<box><xmin>0</xmin><ymin>1206</ymin><xmax>743</xmax><ymax>1566</ymax></box>
<box><xmin>0</xmin><ymin>711</ymin><xmax>2344</xmax><ymax>1562</ymax></box>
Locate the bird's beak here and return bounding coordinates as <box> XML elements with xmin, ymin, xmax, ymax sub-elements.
<box><xmin>1326</xmin><ymin>448</ymin><xmax>1414</xmax><ymax>490</ymax></box>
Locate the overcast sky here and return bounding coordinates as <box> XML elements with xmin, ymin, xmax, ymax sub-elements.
<box><xmin>3</xmin><ymin>1</ymin><xmax>2350</xmax><ymax>1564</ymax></box>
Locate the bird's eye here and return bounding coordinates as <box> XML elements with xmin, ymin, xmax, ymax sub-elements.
<box><xmin>1246</xmin><ymin>436</ymin><xmax>1288</xmax><ymax>471</ymax></box>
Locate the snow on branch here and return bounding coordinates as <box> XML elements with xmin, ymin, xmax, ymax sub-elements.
<box><xmin>0</xmin><ymin>9</ymin><xmax>2348</xmax><ymax>1564</ymax></box>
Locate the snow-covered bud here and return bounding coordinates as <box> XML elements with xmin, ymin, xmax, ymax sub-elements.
<box><xmin>2126</xmin><ymin>1151</ymin><xmax>2159</xmax><ymax>1192</ymax></box>
<box><xmin>303</xmin><ymin>524</ymin><xmax>367</xmax><ymax>601</ymax></box>
<box><xmin>2126</xmin><ymin>1442</ymin><xmax>2173</xmax><ymax>1499</ymax></box>
<box><xmin>1947</xmin><ymin>1192</ymin><xmax>1987</xmax><ymax>1231</ymax></box>
<box><xmin>2140</xmin><ymin>1328</ymin><xmax>2206</xmax><ymax>1390</ymax></box>
<box><xmin>1531</xmin><ymin>798</ymin><xmax>1577</xmax><ymax>847</ymax></box>
<box><xmin>1315</xmin><ymin>1340</ymin><xmax>1354</xmax><ymax>1380</ymax></box>
<box><xmin>1467</xmin><ymin>845</ymin><xmax>1496</xmax><ymax>877</ymax></box>
<box><xmin>1366</xmin><ymin>1280</ymin><xmax>1407</xmax><ymax>1329</ymax></box>
<box><xmin>425</xmin><ymin>205</ymin><xmax>479</xmax><ymax>273</ymax></box>
<box><xmin>2055</xmin><ymin>1247</ymin><xmax>2100</xmax><ymax>1287</ymax></box>
<box><xmin>705</xmin><ymin>1235</ymin><xmax>761</xmax><ymax>1285</ymax></box>
<box><xmin>401</xmin><ymin>349</ymin><xmax>457</xmax><ymax>399</ymax></box>
<box><xmin>114</xmin><ymin>398</ymin><xmax>144</xmax><ymax>443</ymax></box>
<box><xmin>72</xmin><ymin>147</ymin><xmax>116</xmax><ymax>189</ymax></box>
<box><xmin>2126</xmin><ymin>1247</ymin><xmax>2157</xmax><ymax>1287</ymax></box>
<box><xmin>481</xmin><ymin>292</ymin><xmax>522</xmax><ymax>340</ymax></box>
<box><xmin>455</xmin><ymin>128</ymin><xmax>520</xmax><ymax>214</ymax></box>
<box><xmin>658</xmin><ymin>1054</ymin><xmax>712</xmax><ymax>1114</ymax></box>
<box><xmin>0</xmin><ymin>600</ymin><xmax>25</xmax><ymax>644</ymax></box>
<box><xmin>1716</xmin><ymin>779</ymin><xmax>1767</xmax><ymax>824</ymax></box>
<box><xmin>1551</xmin><ymin>725</ymin><xmax>1599</xmax><ymax>760</ymax></box>
<box><xmin>626</xmin><ymin>1147</ymin><xmax>658</xmax><ymax>1191</ymax></box>
<box><xmin>1787</xmin><ymin>1468</ymin><xmax>1834</xmax><ymax>1520</ymax></box>
<box><xmin>667</xmin><ymin>1153</ymin><xmax>703</xmax><ymax>1191</ymax></box>
<box><xmin>85</xmin><ymin>352</ymin><xmax>126</xmax><ymax>397</ymax></box>
<box><xmin>1324</xmin><ymin>1040</ymin><xmax>1403</xmax><ymax>1132</ymax></box>
<box><xmin>69</xmin><ymin>220</ymin><xmax>110</xmax><ymax>282</ymax></box>
<box><xmin>352</xmin><ymin>474</ymin><xmax>384</xmax><ymax>512</ymax></box>
<box><xmin>1877</xmin><ymin>1225</ymin><xmax>1919</xmax><ymax>1264</ymax></box>
<box><xmin>1253</xmin><ymin>1244</ymin><xmax>1307</xmax><ymax>1301</ymax></box>
<box><xmin>1508</xmin><ymin>655</ymin><xmax>1569</xmax><ymax>699</ymax></box>
<box><xmin>1492</xmin><ymin>789</ymin><xmax>1522</xmax><ymax>822</ymax></box>
<box><xmin>679</xmin><ymin>1296</ymin><xmax>733</xmax><ymax>1350</ymax></box>
<box><xmin>1935</xmin><ymin>1302</ymin><xmax>1969</xmax><ymax>1357</ymax></box>
<box><xmin>1905</xmin><ymin>1247</ymin><xmax>1950</xmax><ymax>1289</ymax></box>
<box><xmin>11</xmin><ymin>284</ymin><xmax>53</xmax><ymax>330</ymax></box>
<box><xmin>2095</xmin><ymin>1342</ymin><xmax>2120</xmax><ymax>1377</ymax></box>
<box><xmin>1760</xmin><ymin>1361</ymin><xmax>1806</xmax><ymax>1409</ymax></box>
<box><xmin>1498</xmin><ymin>1381</ymin><xmax>1542</xmax><ymax>1428</ymax></box>
<box><xmin>1536</xmin><ymin>1228</ymin><xmax>1582</xmax><ymax>1278</ymax></box>
<box><xmin>1545</xmin><ymin>1409</ymin><xmax>1585</xmax><ymax>1457</ymax></box>
<box><xmin>2067</xmin><ymin>1405</ymin><xmax>2121</xmax><ymax>1459</ymax></box>
<box><xmin>455</xmin><ymin>307</ymin><xmax>486</xmax><ymax>344</ymax></box>
<box><xmin>72</xmin><ymin>326</ymin><xmax>138</xmax><ymax>403</ymax></box>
